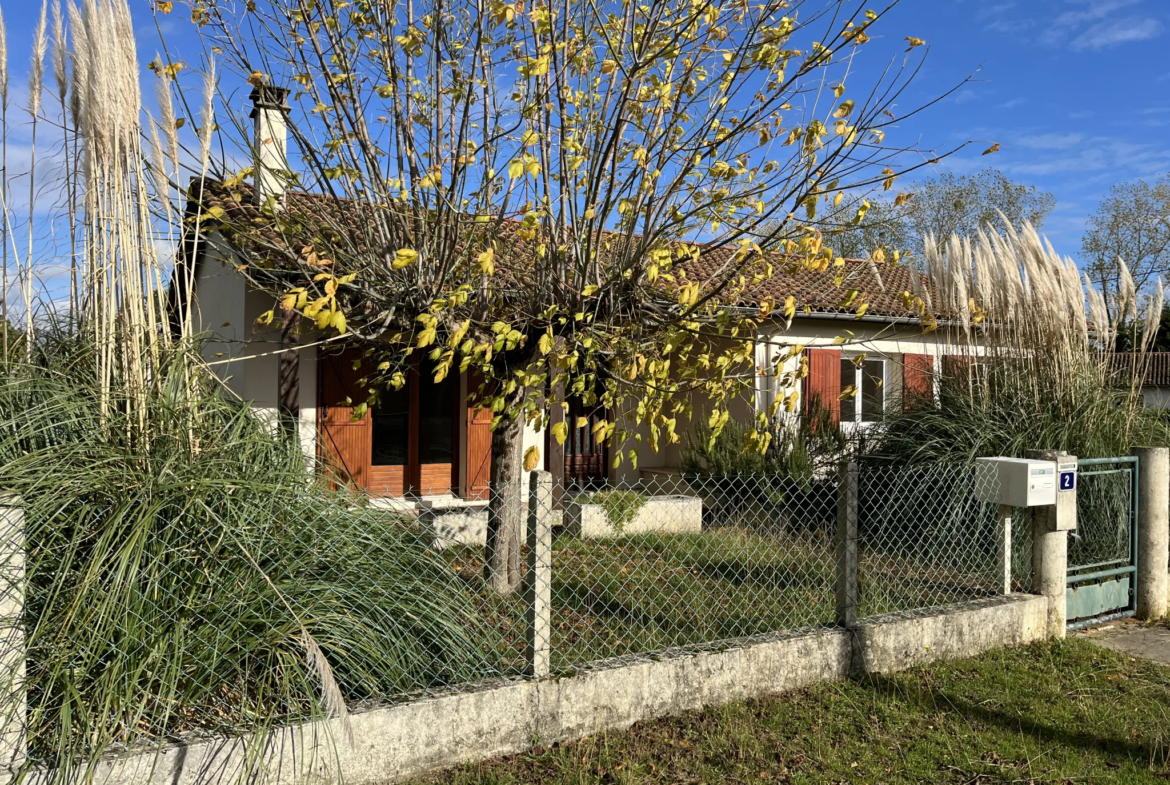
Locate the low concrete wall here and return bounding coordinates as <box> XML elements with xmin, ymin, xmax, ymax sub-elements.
<box><xmin>419</xmin><ymin>505</ymin><xmax>489</xmax><ymax>549</ymax></box>
<box><xmin>54</xmin><ymin>629</ymin><xmax>850</xmax><ymax>785</ymax></box>
<box><xmin>40</xmin><ymin>594</ymin><xmax>1051</xmax><ymax>785</ymax></box>
<box><xmin>564</xmin><ymin>496</ymin><xmax>703</xmax><ymax>538</ymax></box>
<box><xmin>856</xmin><ymin>594</ymin><xmax>1049</xmax><ymax>674</ymax></box>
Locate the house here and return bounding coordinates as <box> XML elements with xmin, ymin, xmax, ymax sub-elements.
<box><xmin>1109</xmin><ymin>353</ymin><xmax>1170</xmax><ymax>408</ymax></box>
<box><xmin>179</xmin><ymin>87</ymin><xmax>969</xmax><ymax>507</ymax></box>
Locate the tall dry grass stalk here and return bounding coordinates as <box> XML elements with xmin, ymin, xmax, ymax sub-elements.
<box><xmin>0</xmin><ymin>5</ymin><xmax>8</xmax><ymax>360</ymax></box>
<box><xmin>24</xmin><ymin>0</ymin><xmax>47</xmax><ymax>357</ymax></box>
<box><xmin>924</xmin><ymin>220</ymin><xmax>1164</xmax><ymax>425</ymax></box>
<box><xmin>65</xmin><ymin>0</ymin><xmax>193</xmax><ymax>428</ymax></box>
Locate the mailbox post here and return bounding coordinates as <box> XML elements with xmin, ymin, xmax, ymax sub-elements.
<box><xmin>977</xmin><ymin>455</ymin><xmax>1073</xmax><ymax>638</ymax></box>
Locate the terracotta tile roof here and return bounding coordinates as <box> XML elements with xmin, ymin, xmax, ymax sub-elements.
<box><xmin>182</xmin><ymin>181</ymin><xmax>938</xmax><ymax>323</ymax></box>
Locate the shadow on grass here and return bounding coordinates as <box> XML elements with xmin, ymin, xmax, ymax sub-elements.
<box><xmin>860</xmin><ymin>671</ymin><xmax>1160</xmax><ymax>765</ymax></box>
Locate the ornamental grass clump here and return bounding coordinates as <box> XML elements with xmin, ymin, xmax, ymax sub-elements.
<box><xmin>873</xmin><ymin>221</ymin><xmax>1170</xmax><ymax>464</ymax></box>
<box><xmin>0</xmin><ymin>341</ymin><xmax>495</xmax><ymax>778</ymax></box>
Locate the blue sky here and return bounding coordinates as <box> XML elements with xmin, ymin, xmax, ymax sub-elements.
<box><xmin>0</xmin><ymin>0</ymin><xmax>1168</xmax><ymax>268</ymax></box>
<box><xmin>886</xmin><ymin>0</ymin><xmax>1170</xmax><ymax>258</ymax></box>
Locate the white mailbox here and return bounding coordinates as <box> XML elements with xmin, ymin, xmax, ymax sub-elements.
<box><xmin>974</xmin><ymin>457</ymin><xmax>1057</xmax><ymax>508</ymax></box>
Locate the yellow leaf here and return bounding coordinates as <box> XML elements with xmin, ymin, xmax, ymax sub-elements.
<box><xmin>832</xmin><ymin>83</ymin><xmax>845</xmax><ymax>98</ymax></box>
<box><xmin>331</xmin><ymin>310</ymin><xmax>348</xmax><ymax>333</ymax></box>
<box><xmin>478</xmin><ymin>247</ymin><xmax>495</xmax><ymax>275</ymax></box>
<box><xmin>507</xmin><ymin>160</ymin><xmax>524</xmax><ymax>179</ymax></box>
<box><xmin>834</xmin><ymin>192</ymin><xmax>844</xmax><ymax>208</ymax></box>
<box><xmin>600</xmin><ymin>59</ymin><xmax>617</xmax><ymax>75</ymax></box>
<box><xmin>523</xmin><ymin>445</ymin><xmax>541</xmax><ymax>472</ymax></box>
<box><xmin>576</xmin><ymin>416</ymin><xmax>588</xmax><ymax>428</ymax></box>
<box><xmin>247</xmin><ymin>70</ymin><xmax>267</xmax><ymax>87</ymax></box>
<box><xmin>393</xmin><ymin>248</ymin><xmax>419</xmax><ymax>269</ymax></box>
<box><xmin>551</xmin><ymin>421</ymin><xmax>568</xmax><ymax>445</ymax></box>
<box><xmin>904</xmin><ymin>36</ymin><xmax>925</xmax><ymax>50</ymax></box>
<box><xmin>833</xmin><ymin>100</ymin><xmax>854</xmax><ymax>119</ymax></box>
<box><xmin>982</xmin><ymin>143</ymin><xmax>1000</xmax><ymax>155</ymax></box>
<box><xmin>539</xmin><ymin>332</ymin><xmax>554</xmax><ymax>355</ymax></box>
<box><xmin>894</xmin><ymin>192</ymin><xmax>914</xmax><ymax>207</ymax></box>
<box><xmin>784</xmin><ymin>296</ymin><xmax>796</xmax><ymax>320</ymax></box>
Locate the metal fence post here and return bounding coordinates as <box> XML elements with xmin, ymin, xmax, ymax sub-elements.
<box><xmin>524</xmin><ymin>471</ymin><xmax>553</xmax><ymax>678</ymax></box>
<box><xmin>997</xmin><ymin>504</ymin><xmax>1013</xmax><ymax>596</ymax></box>
<box><xmin>836</xmin><ymin>462</ymin><xmax>859</xmax><ymax>628</ymax></box>
<box><xmin>1132</xmin><ymin>447</ymin><xmax>1169</xmax><ymax>621</ymax></box>
<box><xmin>0</xmin><ymin>495</ymin><xmax>24</xmax><ymax>777</ymax></box>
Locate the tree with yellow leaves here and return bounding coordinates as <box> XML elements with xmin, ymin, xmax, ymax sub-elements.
<box><xmin>179</xmin><ymin>0</ymin><xmax>959</xmax><ymax>592</ymax></box>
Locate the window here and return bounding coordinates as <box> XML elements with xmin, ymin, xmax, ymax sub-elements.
<box><xmin>839</xmin><ymin>357</ymin><xmax>886</xmax><ymax>424</ymax></box>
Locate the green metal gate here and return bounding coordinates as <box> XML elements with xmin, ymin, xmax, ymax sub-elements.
<box><xmin>1066</xmin><ymin>456</ymin><xmax>1138</xmax><ymax>630</ymax></box>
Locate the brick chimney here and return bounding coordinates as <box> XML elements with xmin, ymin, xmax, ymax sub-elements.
<box><xmin>249</xmin><ymin>85</ymin><xmax>290</xmax><ymax>207</ymax></box>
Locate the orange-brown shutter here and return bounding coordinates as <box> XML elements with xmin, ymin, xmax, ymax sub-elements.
<box><xmin>465</xmin><ymin>369</ymin><xmax>492</xmax><ymax>500</ymax></box>
<box><xmin>942</xmin><ymin>354</ymin><xmax>972</xmax><ymax>381</ymax></box>
<box><xmin>317</xmin><ymin>347</ymin><xmax>372</xmax><ymax>492</ymax></box>
<box><xmin>903</xmin><ymin>353</ymin><xmax>934</xmax><ymax>410</ymax></box>
<box><xmin>803</xmin><ymin>348</ymin><xmax>841</xmax><ymax>425</ymax></box>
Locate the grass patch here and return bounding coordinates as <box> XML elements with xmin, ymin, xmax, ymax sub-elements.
<box><xmin>444</xmin><ymin>526</ymin><xmax>1012</xmax><ymax>673</ymax></box>
<box><xmin>413</xmin><ymin>633</ymin><xmax>1170</xmax><ymax>784</ymax></box>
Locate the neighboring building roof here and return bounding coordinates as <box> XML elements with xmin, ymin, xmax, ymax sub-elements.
<box><xmin>180</xmin><ymin>181</ymin><xmax>938</xmax><ymax>324</ymax></box>
<box><xmin>1109</xmin><ymin>352</ymin><xmax>1170</xmax><ymax>387</ymax></box>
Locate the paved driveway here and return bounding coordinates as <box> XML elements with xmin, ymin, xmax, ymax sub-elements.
<box><xmin>1078</xmin><ymin>621</ymin><xmax>1170</xmax><ymax>666</ymax></box>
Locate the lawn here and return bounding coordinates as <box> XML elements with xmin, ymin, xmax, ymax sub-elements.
<box><xmin>410</xmin><ymin>632</ymin><xmax>1170</xmax><ymax>784</ymax></box>
<box><xmin>439</xmin><ymin>526</ymin><xmax>1007</xmax><ymax>677</ymax></box>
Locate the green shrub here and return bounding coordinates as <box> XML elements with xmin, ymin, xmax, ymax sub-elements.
<box><xmin>578</xmin><ymin>489</ymin><xmax>646</xmax><ymax>531</ymax></box>
<box><xmin>869</xmin><ymin>358</ymin><xmax>1170</xmax><ymax>464</ymax></box>
<box><xmin>680</xmin><ymin>398</ymin><xmax>851</xmax><ymax>481</ymax></box>
<box><xmin>0</xmin><ymin>341</ymin><xmax>496</xmax><ymax>775</ymax></box>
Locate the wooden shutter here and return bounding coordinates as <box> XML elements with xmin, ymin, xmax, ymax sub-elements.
<box><xmin>902</xmin><ymin>353</ymin><xmax>934</xmax><ymax>410</ymax></box>
<box><xmin>803</xmin><ymin>348</ymin><xmax>842</xmax><ymax>425</ymax></box>
<box><xmin>942</xmin><ymin>354</ymin><xmax>972</xmax><ymax>380</ymax></box>
<box><xmin>465</xmin><ymin>369</ymin><xmax>492</xmax><ymax>500</ymax></box>
<box><xmin>317</xmin><ymin>347</ymin><xmax>371</xmax><ymax>492</ymax></box>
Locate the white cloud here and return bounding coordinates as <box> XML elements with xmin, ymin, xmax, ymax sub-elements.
<box><xmin>997</xmin><ymin>98</ymin><xmax>1027</xmax><ymax>110</ymax></box>
<box><xmin>1017</xmin><ymin>133</ymin><xmax>1085</xmax><ymax>150</ymax></box>
<box><xmin>1068</xmin><ymin>16</ymin><xmax>1163</xmax><ymax>50</ymax></box>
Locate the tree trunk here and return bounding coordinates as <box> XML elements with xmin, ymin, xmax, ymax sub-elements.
<box><xmin>484</xmin><ymin>391</ymin><xmax>526</xmax><ymax>594</ymax></box>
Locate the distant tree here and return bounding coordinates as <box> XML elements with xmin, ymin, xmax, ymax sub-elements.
<box><xmin>830</xmin><ymin>168</ymin><xmax>1056</xmax><ymax>265</ymax></box>
<box><xmin>908</xmin><ymin>168</ymin><xmax>1056</xmax><ymax>242</ymax></box>
<box><xmin>830</xmin><ymin>196</ymin><xmax>915</xmax><ymax>262</ymax></box>
<box><xmin>1082</xmin><ymin>176</ymin><xmax>1170</xmax><ymax>304</ymax></box>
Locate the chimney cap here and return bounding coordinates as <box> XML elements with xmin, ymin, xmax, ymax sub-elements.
<box><xmin>249</xmin><ymin>85</ymin><xmax>290</xmax><ymax>118</ymax></box>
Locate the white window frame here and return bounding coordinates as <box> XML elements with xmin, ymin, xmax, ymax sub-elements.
<box><xmin>839</xmin><ymin>353</ymin><xmax>888</xmax><ymax>427</ymax></box>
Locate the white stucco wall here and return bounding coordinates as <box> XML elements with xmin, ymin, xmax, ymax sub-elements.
<box><xmin>191</xmin><ymin>240</ymin><xmax>319</xmax><ymax>460</ymax></box>
<box><xmin>608</xmin><ymin>316</ymin><xmax>979</xmax><ymax>484</ymax></box>
<box><xmin>1143</xmin><ymin>387</ymin><xmax>1170</xmax><ymax>409</ymax></box>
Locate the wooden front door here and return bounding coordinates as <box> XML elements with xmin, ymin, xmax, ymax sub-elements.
<box><xmin>465</xmin><ymin>370</ymin><xmax>492</xmax><ymax>500</ymax></box>
<box><xmin>319</xmin><ymin>349</ymin><xmax>463</xmax><ymax>497</ymax></box>
<box><xmin>317</xmin><ymin>346</ymin><xmax>372</xmax><ymax>492</ymax></box>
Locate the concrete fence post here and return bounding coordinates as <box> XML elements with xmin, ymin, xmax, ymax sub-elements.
<box><xmin>1026</xmin><ymin>450</ymin><xmax>1072</xmax><ymax>638</ymax></box>
<box><xmin>836</xmin><ymin>462</ymin><xmax>859</xmax><ymax>629</ymax></box>
<box><xmin>0</xmin><ymin>496</ymin><xmax>24</xmax><ymax>777</ymax></box>
<box><xmin>1132</xmin><ymin>447</ymin><xmax>1169</xmax><ymax>621</ymax></box>
<box><xmin>524</xmin><ymin>471</ymin><xmax>553</xmax><ymax>678</ymax></box>
<box><xmin>996</xmin><ymin>504</ymin><xmax>1013</xmax><ymax>596</ymax></box>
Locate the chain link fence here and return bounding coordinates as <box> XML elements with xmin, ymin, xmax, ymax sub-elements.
<box><xmin>0</xmin><ymin>462</ymin><xmax>1024</xmax><ymax>772</ymax></box>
